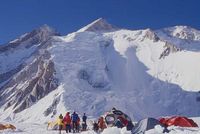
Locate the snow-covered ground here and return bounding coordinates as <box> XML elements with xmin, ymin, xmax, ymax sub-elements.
<box><xmin>1</xmin><ymin>117</ymin><xmax>200</xmax><ymax>134</ymax></box>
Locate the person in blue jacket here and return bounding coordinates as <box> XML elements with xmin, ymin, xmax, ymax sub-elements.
<box><xmin>71</xmin><ymin>111</ymin><xmax>79</xmax><ymax>132</ymax></box>
<box><xmin>82</xmin><ymin>113</ymin><xmax>87</xmax><ymax>131</ymax></box>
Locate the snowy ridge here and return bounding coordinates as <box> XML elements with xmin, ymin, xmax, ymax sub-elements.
<box><xmin>161</xmin><ymin>26</ymin><xmax>200</xmax><ymax>41</ymax></box>
<box><xmin>0</xmin><ymin>25</ymin><xmax>58</xmax><ymax>74</ymax></box>
<box><xmin>156</xmin><ymin>26</ymin><xmax>200</xmax><ymax>51</ymax></box>
<box><xmin>78</xmin><ymin>18</ymin><xmax>118</xmax><ymax>32</ymax></box>
<box><xmin>0</xmin><ymin>19</ymin><xmax>200</xmax><ymax>126</ymax></box>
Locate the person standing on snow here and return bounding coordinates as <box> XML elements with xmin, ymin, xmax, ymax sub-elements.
<box><xmin>57</xmin><ymin>114</ymin><xmax>64</xmax><ymax>134</ymax></box>
<box><xmin>98</xmin><ymin>116</ymin><xmax>107</xmax><ymax>131</ymax></box>
<box><xmin>71</xmin><ymin>111</ymin><xmax>79</xmax><ymax>133</ymax></box>
<box><xmin>82</xmin><ymin>113</ymin><xmax>87</xmax><ymax>131</ymax></box>
<box><xmin>63</xmin><ymin>112</ymin><xmax>71</xmax><ymax>133</ymax></box>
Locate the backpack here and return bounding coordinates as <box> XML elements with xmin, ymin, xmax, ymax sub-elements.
<box><xmin>72</xmin><ymin>113</ymin><xmax>78</xmax><ymax>122</ymax></box>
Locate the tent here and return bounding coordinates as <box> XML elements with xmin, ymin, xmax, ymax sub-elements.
<box><xmin>47</xmin><ymin>121</ymin><xmax>59</xmax><ymax>130</ymax></box>
<box><xmin>159</xmin><ymin>116</ymin><xmax>198</xmax><ymax>127</ymax></box>
<box><xmin>47</xmin><ymin>120</ymin><xmax>66</xmax><ymax>130</ymax></box>
<box><xmin>131</xmin><ymin>118</ymin><xmax>168</xmax><ymax>134</ymax></box>
<box><xmin>0</xmin><ymin>124</ymin><xmax>16</xmax><ymax>130</ymax></box>
<box><xmin>0</xmin><ymin>124</ymin><xmax>6</xmax><ymax>130</ymax></box>
<box><xmin>4</xmin><ymin>124</ymin><xmax>16</xmax><ymax>130</ymax></box>
<box><xmin>104</xmin><ymin>108</ymin><xmax>132</xmax><ymax>127</ymax></box>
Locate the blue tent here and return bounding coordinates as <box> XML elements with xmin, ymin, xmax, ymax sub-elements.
<box><xmin>131</xmin><ymin>118</ymin><xmax>168</xmax><ymax>134</ymax></box>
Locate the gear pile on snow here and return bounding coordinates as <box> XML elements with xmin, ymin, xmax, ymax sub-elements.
<box><xmin>104</xmin><ymin>108</ymin><xmax>132</xmax><ymax>127</ymax></box>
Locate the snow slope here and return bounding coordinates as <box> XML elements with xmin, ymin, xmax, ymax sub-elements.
<box><xmin>0</xmin><ymin>19</ymin><xmax>200</xmax><ymax>125</ymax></box>
<box><xmin>153</xmin><ymin>26</ymin><xmax>200</xmax><ymax>91</ymax></box>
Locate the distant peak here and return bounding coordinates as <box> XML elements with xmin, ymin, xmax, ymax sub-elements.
<box><xmin>35</xmin><ymin>24</ymin><xmax>59</xmax><ymax>35</ymax></box>
<box><xmin>0</xmin><ymin>24</ymin><xmax>59</xmax><ymax>50</ymax></box>
<box><xmin>175</xmin><ymin>25</ymin><xmax>191</xmax><ymax>29</ymax></box>
<box><xmin>78</xmin><ymin>18</ymin><xmax>118</xmax><ymax>32</ymax></box>
<box><xmin>163</xmin><ymin>25</ymin><xmax>193</xmax><ymax>32</ymax></box>
<box><xmin>39</xmin><ymin>24</ymin><xmax>53</xmax><ymax>31</ymax></box>
<box><xmin>160</xmin><ymin>25</ymin><xmax>200</xmax><ymax>41</ymax></box>
<box><xmin>91</xmin><ymin>18</ymin><xmax>105</xmax><ymax>24</ymax></box>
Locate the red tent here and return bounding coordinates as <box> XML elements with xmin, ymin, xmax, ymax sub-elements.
<box><xmin>159</xmin><ymin>116</ymin><xmax>198</xmax><ymax>127</ymax></box>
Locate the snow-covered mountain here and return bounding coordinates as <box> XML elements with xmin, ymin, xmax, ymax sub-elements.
<box><xmin>0</xmin><ymin>18</ymin><xmax>200</xmax><ymax>123</ymax></box>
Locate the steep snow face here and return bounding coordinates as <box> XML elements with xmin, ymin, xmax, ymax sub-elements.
<box><xmin>152</xmin><ymin>26</ymin><xmax>200</xmax><ymax>91</ymax></box>
<box><xmin>1</xmin><ymin>20</ymin><xmax>200</xmax><ymax>123</ymax></box>
<box><xmin>32</xmin><ymin>29</ymin><xmax>199</xmax><ymax>122</ymax></box>
<box><xmin>148</xmin><ymin>51</ymin><xmax>200</xmax><ymax>91</ymax></box>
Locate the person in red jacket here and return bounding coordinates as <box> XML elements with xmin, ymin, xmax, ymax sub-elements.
<box><xmin>63</xmin><ymin>112</ymin><xmax>71</xmax><ymax>133</ymax></box>
<box><xmin>98</xmin><ymin>116</ymin><xmax>107</xmax><ymax>132</ymax></box>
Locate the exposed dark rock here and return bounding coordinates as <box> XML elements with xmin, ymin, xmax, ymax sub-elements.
<box><xmin>78</xmin><ymin>70</ymin><xmax>90</xmax><ymax>80</ymax></box>
<box><xmin>43</xmin><ymin>96</ymin><xmax>60</xmax><ymax>117</ymax></box>
<box><xmin>159</xmin><ymin>42</ymin><xmax>181</xmax><ymax>59</ymax></box>
<box><xmin>99</xmin><ymin>40</ymin><xmax>111</xmax><ymax>48</ymax></box>
<box><xmin>142</xmin><ymin>29</ymin><xmax>160</xmax><ymax>42</ymax></box>
<box><xmin>78</xmin><ymin>69</ymin><xmax>109</xmax><ymax>89</ymax></box>
<box><xmin>89</xmin><ymin>81</ymin><xmax>109</xmax><ymax>88</ymax></box>
<box><xmin>0</xmin><ymin>49</ymin><xmax>59</xmax><ymax>113</ymax></box>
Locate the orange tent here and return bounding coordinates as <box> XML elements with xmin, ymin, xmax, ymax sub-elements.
<box><xmin>0</xmin><ymin>124</ymin><xmax>6</xmax><ymax>130</ymax></box>
<box><xmin>0</xmin><ymin>123</ymin><xmax>16</xmax><ymax>130</ymax></box>
<box><xmin>159</xmin><ymin>116</ymin><xmax>198</xmax><ymax>127</ymax></box>
<box><xmin>4</xmin><ymin>124</ymin><xmax>16</xmax><ymax>130</ymax></box>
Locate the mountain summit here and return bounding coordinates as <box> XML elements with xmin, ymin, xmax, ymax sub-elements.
<box><xmin>78</xmin><ymin>18</ymin><xmax>118</xmax><ymax>32</ymax></box>
<box><xmin>0</xmin><ymin>21</ymin><xmax>200</xmax><ymax>123</ymax></box>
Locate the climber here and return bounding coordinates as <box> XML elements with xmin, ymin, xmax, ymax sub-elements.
<box><xmin>82</xmin><ymin>113</ymin><xmax>87</xmax><ymax>131</ymax></box>
<box><xmin>71</xmin><ymin>111</ymin><xmax>79</xmax><ymax>133</ymax></box>
<box><xmin>57</xmin><ymin>114</ymin><xmax>64</xmax><ymax>134</ymax></box>
<box><xmin>63</xmin><ymin>112</ymin><xmax>71</xmax><ymax>133</ymax></box>
<box><xmin>98</xmin><ymin>116</ymin><xmax>107</xmax><ymax>131</ymax></box>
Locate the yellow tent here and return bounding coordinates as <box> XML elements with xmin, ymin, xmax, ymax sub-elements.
<box><xmin>47</xmin><ymin>120</ymin><xmax>59</xmax><ymax>130</ymax></box>
<box><xmin>47</xmin><ymin>119</ymin><xmax>66</xmax><ymax>130</ymax></box>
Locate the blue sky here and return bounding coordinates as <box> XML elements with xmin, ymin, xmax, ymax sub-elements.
<box><xmin>0</xmin><ymin>0</ymin><xmax>200</xmax><ymax>44</ymax></box>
